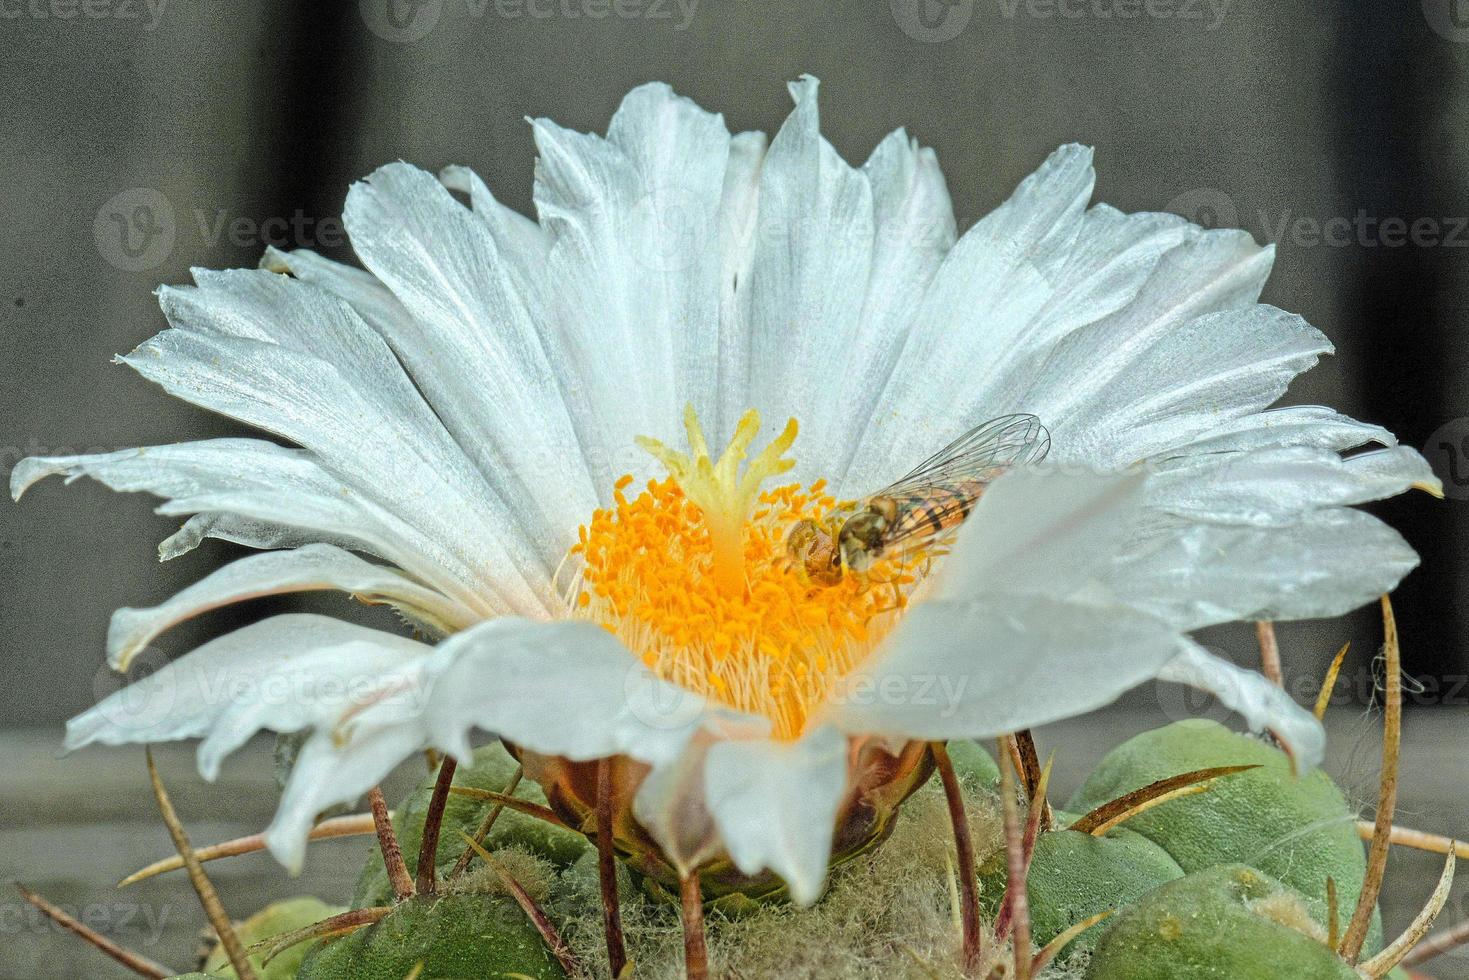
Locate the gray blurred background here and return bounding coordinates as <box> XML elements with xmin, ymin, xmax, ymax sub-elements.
<box><xmin>2</xmin><ymin>0</ymin><xmax>1469</xmax><ymax>977</ymax></box>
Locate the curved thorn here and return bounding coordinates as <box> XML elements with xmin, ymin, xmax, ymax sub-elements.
<box><xmin>1340</xmin><ymin>596</ymin><xmax>1402</xmax><ymax>964</ymax></box>
<box><xmin>145</xmin><ymin>748</ymin><xmax>258</xmax><ymax>980</ymax></box>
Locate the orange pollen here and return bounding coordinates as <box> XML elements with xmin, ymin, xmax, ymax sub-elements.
<box><xmin>569</xmin><ymin>475</ymin><xmax>924</xmax><ymax>739</ymax></box>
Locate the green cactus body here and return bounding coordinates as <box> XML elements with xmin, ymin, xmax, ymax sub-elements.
<box><xmin>945</xmin><ymin>739</ymin><xmax>1001</xmax><ymax>789</ymax></box>
<box><xmin>294</xmin><ymin>894</ymin><xmax>568</xmax><ymax>980</ymax></box>
<box><xmin>201</xmin><ymin>896</ymin><xmax>345</xmax><ymax>979</ymax></box>
<box><xmin>1084</xmin><ymin>864</ymin><xmax>1359</xmax><ymax>979</ymax></box>
<box><xmin>978</xmin><ymin>810</ymin><xmax>1184</xmax><ymax>959</ymax></box>
<box><xmin>353</xmin><ymin>744</ymin><xmax>590</xmax><ymax>909</ymax></box>
<box><xmin>1066</xmin><ymin>719</ymin><xmax>1381</xmax><ymax>951</ymax></box>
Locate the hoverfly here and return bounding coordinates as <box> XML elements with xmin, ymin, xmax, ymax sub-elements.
<box><xmin>786</xmin><ymin>414</ymin><xmax>1051</xmax><ymax>587</ymax></box>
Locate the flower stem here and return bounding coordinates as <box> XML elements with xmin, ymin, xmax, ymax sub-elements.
<box><xmin>416</xmin><ymin>756</ymin><xmax>458</xmax><ymax>897</ymax></box>
<box><xmin>680</xmin><ymin>871</ymin><xmax>709</xmax><ymax>980</ymax></box>
<box><xmin>369</xmin><ymin>785</ymin><xmax>414</xmax><ymax>902</ymax></box>
<box><xmin>931</xmin><ymin>741</ymin><xmax>982</xmax><ymax>974</ymax></box>
<box><xmin>597</xmin><ymin>758</ymin><xmax>628</xmax><ymax>977</ymax></box>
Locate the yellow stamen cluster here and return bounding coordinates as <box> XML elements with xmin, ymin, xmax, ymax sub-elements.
<box><xmin>570</xmin><ymin>408</ymin><xmax>923</xmax><ymax>739</ymax></box>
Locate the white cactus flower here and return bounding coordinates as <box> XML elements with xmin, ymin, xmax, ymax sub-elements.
<box><xmin>18</xmin><ymin>76</ymin><xmax>1438</xmax><ymax>907</ymax></box>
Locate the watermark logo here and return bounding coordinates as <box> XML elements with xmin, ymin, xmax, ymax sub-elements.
<box><xmin>1166</xmin><ymin>187</ymin><xmax>1240</xmax><ymax>232</ymax></box>
<box><xmin>1425</xmin><ymin>418</ymin><xmax>1469</xmax><ymax>501</ymax></box>
<box><xmin>359</xmin><ymin>0</ymin><xmax>443</xmax><ymax>42</ymax></box>
<box><xmin>890</xmin><ymin>0</ymin><xmax>975</xmax><ymax>42</ymax></box>
<box><xmin>1165</xmin><ymin>186</ymin><xmax>1469</xmax><ymax>249</ymax></box>
<box><xmin>90</xmin><ymin>646</ymin><xmax>178</xmax><ymax>735</ymax></box>
<box><xmin>1422</xmin><ymin>0</ymin><xmax>1469</xmax><ymax>43</ymax></box>
<box><xmin>630</xmin><ymin>185</ymin><xmax>711</xmax><ymax>274</ymax></box>
<box><xmin>624</xmin><ymin>663</ymin><xmax>708</xmax><ymax>731</ymax></box>
<box><xmin>94</xmin><ymin>187</ymin><xmax>175</xmax><ymax>272</ymax></box>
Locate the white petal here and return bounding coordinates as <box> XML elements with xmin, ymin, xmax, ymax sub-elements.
<box><xmin>702</xmin><ymin>724</ymin><xmax>849</xmax><ymax>905</ymax></box>
<box><xmin>417</xmin><ymin>617</ymin><xmax>768</xmax><ymax>767</ymax></box>
<box><xmin>846</xmin><ymin>144</ymin><xmax>1094</xmax><ymax>489</ymax></box>
<box><xmin>106</xmin><ymin>544</ymin><xmax>472</xmax><ymax>670</ymax></box>
<box><xmin>132</xmin><ymin>272</ymin><xmax>554</xmax><ymax>614</ymax></box>
<box><xmin>1167</xmin><ymin>405</ymin><xmax>1395</xmax><ymax>455</ymax></box>
<box><xmin>1039</xmin><ymin>304</ymin><xmax>1330</xmax><ymax>466</ymax></box>
<box><xmin>344</xmin><ymin>162</ymin><xmax>602</xmax><ymax>527</ymax></box>
<box><xmin>935</xmin><ymin>468</ymin><xmax>1149</xmax><ymax>601</ymax></box>
<box><xmin>1115</xmin><ymin>508</ymin><xmax>1420</xmax><ymax>629</ymax></box>
<box><xmin>267</xmin><ymin>720</ymin><xmax>427</xmax><ymax>871</ymax></box>
<box><xmin>65</xmin><ymin>614</ymin><xmax>429</xmax><ymax>762</ymax></box>
<box><xmin>715</xmin><ymin>129</ymin><xmax>768</xmax><ymax>441</ymax></box>
<box><xmin>1157</xmin><ymin>640</ymin><xmax>1325</xmax><ymax>768</ymax></box>
<box><xmin>742</xmin><ymin>76</ymin><xmax>877</xmax><ymax>482</ymax></box>
<box><xmin>530</xmin><ymin>82</ymin><xmax>736</xmax><ymax>467</ymax></box>
<box><xmin>822</xmin><ymin>128</ymin><xmax>956</xmax><ymax>483</ymax></box>
<box><xmin>11</xmin><ymin>440</ymin><xmax>430</xmax><ymax>577</ymax></box>
<box><xmin>826</xmin><ymin>595</ymin><xmax>1180</xmax><ymax>741</ymax></box>
<box><xmin>1149</xmin><ymin>445</ymin><xmax>1441</xmax><ymax>526</ymax></box>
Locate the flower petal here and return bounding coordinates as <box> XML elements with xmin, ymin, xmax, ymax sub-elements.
<box><xmin>417</xmin><ymin>617</ymin><xmax>768</xmax><ymax>767</ymax></box>
<box><xmin>742</xmin><ymin>76</ymin><xmax>877</xmax><ymax>482</ymax></box>
<box><xmin>343</xmin><ymin>162</ymin><xmax>602</xmax><ymax>525</ymax></box>
<box><xmin>1149</xmin><ymin>445</ymin><xmax>1441</xmax><ymax>527</ymax></box>
<box><xmin>826</xmin><ymin>594</ymin><xmax>1181</xmax><ymax>741</ymax></box>
<box><xmin>701</xmin><ymin>724</ymin><xmax>849</xmax><ymax>905</ymax></box>
<box><xmin>935</xmin><ymin>468</ymin><xmax>1150</xmax><ymax>601</ymax></box>
<box><xmin>1115</xmin><ymin>508</ymin><xmax>1420</xmax><ymax>629</ymax></box>
<box><xmin>1156</xmin><ymin>640</ymin><xmax>1325</xmax><ymax>768</ymax></box>
<box><xmin>65</xmin><ymin>614</ymin><xmax>430</xmax><ymax>767</ymax></box>
<box><xmin>131</xmin><ymin>271</ymin><xmax>554</xmax><ymax>614</ymax></box>
<box><xmin>106</xmin><ymin>543</ymin><xmax>472</xmax><ymax>670</ymax></box>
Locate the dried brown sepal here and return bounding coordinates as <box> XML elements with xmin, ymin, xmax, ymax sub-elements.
<box><xmin>1358</xmin><ymin>848</ymin><xmax>1455</xmax><ymax>977</ymax></box>
<box><xmin>447</xmin><ymin>786</ymin><xmax>571</xmax><ymax>828</ymax></box>
<box><xmin>1339</xmin><ymin>595</ymin><xmax>1402</xmax><ymax>964</ymax></box>
<box><xmin>144</xmin><ymin>747</ymin><xmax>258</xmax><ymax>980</ymax></box>
<box><xmin>932</xmin><ymin>742</ymin><xmax>983</xmax><ymax>974</ymax></box>
<box><xmin>1314</xmin><ymin>642</ymin><xmax>1350</xmax><ymax>720</ymax></box>
<box><xmin>13</xmin><ymin>883</ymin><xmax>175</xmax><ymax>979</ymax></box>
<box><xmin>447</xmin><ymin>765</ymin><xmax>523</xmax><ymax>883</ymax></box>
<box><xmin>369</xmin><ymin>785</ymin><xmax>415</xmax><ymax>902</ymax></box>
<box><xmin>119</xmin><ymin>813</ymin><xmax>378</xmax><ymax>888</ymax></box>
<box><xmin>254</xmin><ymin>906</ymin><xmax>392</xmax><ymax>966</ymax></box>
<box><xmin>1029</xmin><ymin>909</ymin><xmax>1114</xmax><ymax>975</ymax></box>
<box><xmin>1066</xmin><ymin>765</ymin><xmax>1259</xmax><ymax>836</ymax></box>
<box><xmin>457</xmin><ymin>832</ymin><xmax>585</xmax><ymax>978</ymax></box>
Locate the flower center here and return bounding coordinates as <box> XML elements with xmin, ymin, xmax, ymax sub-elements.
<box><xmin>569</xmin><ymin>406</ymin><xmax>925</xmax><ymax>739</ymax></box>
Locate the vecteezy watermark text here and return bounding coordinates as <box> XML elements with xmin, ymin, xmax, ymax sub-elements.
<box><xmin>0</xmin><ymin>0</ymin><xmax>166</xmax><ymax>29</ymax></box>
<box><xmin>359</xmin><ymin>0</ymin><xmax>697</xmax><ymax>43</ymax></box>
<box><xmin>1167</xmin><ymin>188</ymin><xmax>1469</xmax><ymax>250</ymax></box>
<box><xmin>94</xmin><ymin>187</ymin><xmax>346</xmax><ymax>272</ymax></box>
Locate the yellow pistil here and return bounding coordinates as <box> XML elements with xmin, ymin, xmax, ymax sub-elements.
<box><xmin>571</xmin><ymin>406</ymin><xmax>924</xmax><ymax>739</ymax></box>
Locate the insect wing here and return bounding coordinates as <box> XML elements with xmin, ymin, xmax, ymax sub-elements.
<box><xmin>877</xmin><ymin>414</ymin><xmax>1052</xmax><ymax>498</ymax></box>
<box><xmin>863</xmin><ymin>415</ymin><xmax>1051</xmax><ymax>557</ymax></box>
